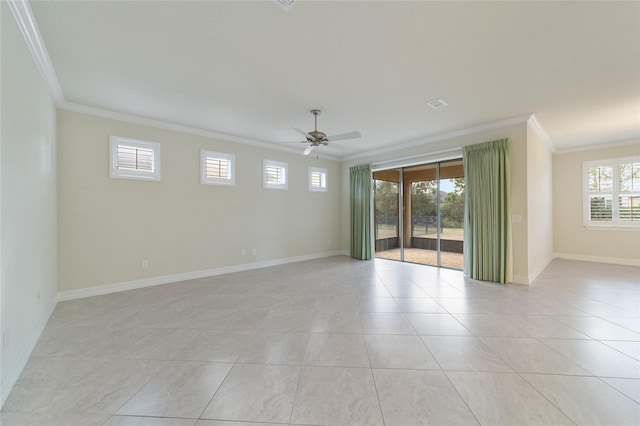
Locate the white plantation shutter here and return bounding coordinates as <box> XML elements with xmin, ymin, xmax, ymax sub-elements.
<box><xmin>311</xmin><ymin>171</ymin><xmax>322</xmax><ymax>187</ymax></box>
<box><xmin>618</xmin><ymin>195</ymin><xmax>640</xmax><ymax>221</ymax></box>
<box><xmin>207</xmin><ymin>158</ymin><xmax>229</xmax><ymax>179</ymax></box>
<box><xmin>110</xmin><ymin>136</ymin><xmax>160</xmax><ymax>181</ymax></box>
<box><xmin>116</xmin><ymin>145</ymin><xmax>154</xmax><ymax>172</ymax></box>
<box><xmin>589</xmin><ymin>195</ymin><xmax>612</xmax><ymax>222</ymax></box>
<box><xmin>263</xmin><ymin>160</ymin><xmax>288</xmax><ymax>189</ymax></box>
<box><xmin>588</xmin><ymin>165</ymin><xmax>613</xmax><ymax>222</ymax></box>
<box><xmin>266</xmin><ymin>165</ymin><xmax>284</xmax><ymax>184</ymax></box>
<box><xmin>309</xmin><ymin>167</ymin><xmax>327</xmax><ymax>192</ymax></box>
<box><xmin>201</xmin><ymin>151</ymin><xmax>235</xmax><ymax>186</ymax></box>
<box><xmin>584</xmin><ymin>157</ymin><xmax>640</xmax><ymax>227</ymax></box>
<box><xmin>618</xmin><ymin>161</ymin><xmax>640</xmax><ymax>221</ymax></box>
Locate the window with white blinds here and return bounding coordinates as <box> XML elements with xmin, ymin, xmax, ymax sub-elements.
<box><xmin>263</xmin><ymin>159</ymin><xmax>288</xmax><ymax>190</ymax></box>
<box><xmin>309</xmin><ymin>167</ymin><xmax>327</xmax><ymax>192</ymax></box>
<box><xmin>584</xmin><ymin>156</ymin><xmax>640</xmax><ymax>228</ymax></box>
<box><xmin>201</xmin><ymin>150</ymin><xmax>235</xmax><ymax>186</ymax></box>
<box><xmin>110</xmin><ymin>136</ymin><xmax>160</xmax><ymax>181</ymax></box>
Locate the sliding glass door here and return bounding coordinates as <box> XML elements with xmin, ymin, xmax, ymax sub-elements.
<box><xmin>437</xmin><ymin>161</ymin><xmax>465</xmax><ymax>269</ymax></box>
<box><xmin>374</xmin><ymin>160</ymin><xmax>464</xmax><ymax>270</ymax></box>
<box><xmin>373</xmin><ymin>169</ymin><xmax>402</xmax><ymax>261</ymax></box>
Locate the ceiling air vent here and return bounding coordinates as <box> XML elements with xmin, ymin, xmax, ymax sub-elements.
<box><xmin>272</xmin><ymin>0</ymin><xmax>296</xmax><ymax>11</ymax></box>
<box><xmin>426</xmin><ymin>98</ymin><xmax>449</xmax><ymax>109</ymax></box>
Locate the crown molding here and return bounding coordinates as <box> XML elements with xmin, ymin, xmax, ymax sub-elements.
<box><xmin>8</xmin><ymin>0</ymin><xmax>64</xmax><ymax>105</ymax></box>
<box><xmin>342</xmin><ymin>114</ymin><xmax>533</xmax><ymax>163</ymax></box>
<box><xmin>59</xmin><ymin>101</ymin><xmax>340</xmax><ymax>161</ymax></box>
<box><xmin>527</xmin><ymin>114</ymin><xmax>556</xmax><ymax>153</ymax></box>
<box><xmin>554</xmin><ymin>137</ymin><xmax>640</xmax><ymax>154</ymax></box>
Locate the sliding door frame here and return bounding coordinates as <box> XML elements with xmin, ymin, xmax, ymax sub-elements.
<box><xmin>372</xmin><ymin>154</ymin><xmax>464</xmax><ymax>270</ymax></box>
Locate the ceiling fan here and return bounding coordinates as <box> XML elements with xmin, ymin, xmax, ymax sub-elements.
<box><xmin>284</xmin><ymin>109</ymin><xmax>361</xmax><ymax>155</ymax></box>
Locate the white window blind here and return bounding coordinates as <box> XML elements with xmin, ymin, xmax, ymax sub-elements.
<box><xmin>263</xmin><ymin>159</ymin><xmax>288</xmax><ymax>189</ymax></box>
<box><xmin>309</xmin><ymin>167</ymin><xmax>327</xmax><ymax>192</ymax></box>
<box><xmin>110</xmin><ymin>136</ymin><xmax>160</xmax><ymax>181</ymax></box>
<box><xmin>201</xmin><ymin>150</ymin><xmax>235</xmax><ymax>186</ymax></box>
<box><xmin>584</xmin><ymin>157</ymin><xmax>640</xmax><ymax>228</ymax></box>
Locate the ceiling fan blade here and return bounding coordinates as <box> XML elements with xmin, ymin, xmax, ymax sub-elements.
<box><xmin>327</xmin><ymin>131</ymin><xmax>362</xmax><ymax>142</ymax></box>
<box><xmin>280</xmin><ymin>140</ymin><xmax>307</xmax><ymax>144</ymax></box>
<box><xmin>303</xmin><ymin>145</ymin><xmax>315</xmax><ymax>156</ymax></box>
<box><xmin>293</xmin><ymin>127</ymin><xmax>314</xmax><ymax>140</ymax></box>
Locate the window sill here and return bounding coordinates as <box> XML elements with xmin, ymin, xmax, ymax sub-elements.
<box><xmin>584</xmin><ymin>225</ymin><xmax>640</xmax><ymax>232</ymax></box>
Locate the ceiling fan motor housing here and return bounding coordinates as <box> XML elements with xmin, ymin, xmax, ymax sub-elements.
<box><xmin>308</xmin><ymin>130</ymin><xmax>328</xmax><ymax>142</ymax></box>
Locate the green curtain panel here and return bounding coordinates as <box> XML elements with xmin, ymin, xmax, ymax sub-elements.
<box><xmin>350</xmin><ymin>164</ymin><xmax>373</xmax><ymax>260</ymax></box>
<box><xmin>462</xmin><ymin>139</ymin><xmax>511</xmax><ymax>283</ymax></box>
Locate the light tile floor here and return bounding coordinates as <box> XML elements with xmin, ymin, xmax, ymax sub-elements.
<box><xmin>375</xmin><ymin>247</ymin><xmax>465</xmax><ymax>270</ymax></box>
<box><xmin>2</xmin><ymin>257</ymin><xmax>640</xmax><ymax>425</ymax></box>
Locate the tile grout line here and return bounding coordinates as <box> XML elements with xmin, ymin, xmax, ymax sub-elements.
<box><xmin>439</xmin><ymin>370</ymin><xmax>483</xmax><ymax>425</ymax></box>
<box><xmin>516</xmin><ymin>371</ymin><xmax>579</xmax><ymax>426</ymax></box>
<box><xmin>362</xmin><ymin>317</ymin><xmax>387</xmax><ymax>426</ymax></box>
<box><xmin>286</xmin><ymin>306</ymin><xmax>316</xmax><ymax>425</ymax></box>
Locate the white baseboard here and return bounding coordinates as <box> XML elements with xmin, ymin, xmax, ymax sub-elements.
<box><xmin>511</xmin><ymin>275</ymin><xmax>530</xmax><ymax>285</ymax></box>
<box><xmin>57</xmin><ymin>250</ymin><xmax>347</xmax><ymax>302</ymax></box>
<box><xmin>512</xmin><ymin>251</ymin><xmax>633</xmax><ymax>285</ymax></box>
<box><xmin>527</xmin><ymin>254</ymin><xmax>555</xmax><ymax>284</ymax></box>
<box><xmin>553</xmin><ymin>252</ymin><xmax>640</xmax><ymax>267</ymax></box>
<box><xmin>1</xmin><ymin>296</ymin><xmax>58</xmax><ymax>408</ymax></box>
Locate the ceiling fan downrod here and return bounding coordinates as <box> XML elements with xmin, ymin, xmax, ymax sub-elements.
<box><xmin>308</xmin><ymin>109</ymin><xmax>326</xmax><ymax>142</ymax></box>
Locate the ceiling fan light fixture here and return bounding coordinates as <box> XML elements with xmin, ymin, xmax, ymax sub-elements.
<box><xmin>427</xmin><ymin>98</ymin><xmax>449</xmax><ymax>109</ymax></box>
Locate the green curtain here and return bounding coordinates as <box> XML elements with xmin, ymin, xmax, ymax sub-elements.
<box><xmin>463</xmin><ymin>139</ymin><xmax>511</xmax><ymax>283</ymax></box>
<box><xmin>350</xmin><ymin>164</ymin><xmax>373</xmax><ymax>260</ymax></box>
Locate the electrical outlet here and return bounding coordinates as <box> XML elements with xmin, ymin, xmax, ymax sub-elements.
<box><xmin>2</xmin><ymin>329</ymin><xmax>10</xmax><ymax>350</ymax></box>
<box><xmin>141</xmin><ymin>260</ymin><xmax>149</xmax><ymax>269</ymax></box>
<box><xmin>252</xmin><ymin>248</ymin><xmax>257</xmax><ymax>255</ymax></box>
<box><xmin>241</xmin><ymin>249</ymin><xmax>246</xmax><ymax>256</ymax></box>
<box><xmin>511</xmin><ymin>215</ymin><xmax>522</xmax><ymax>223</ymax></box>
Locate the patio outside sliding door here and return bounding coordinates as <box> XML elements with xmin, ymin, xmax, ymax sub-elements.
<box><xmin>374</xmin><ymin>160</ymin><xmax>464</xmax><ymax>270</ymax></box>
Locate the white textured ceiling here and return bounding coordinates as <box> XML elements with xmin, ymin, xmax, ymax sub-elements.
<box><xmin>30</xmin><ymin>0</ymin><xmax>640</xmax><ymax>158</ymax></box>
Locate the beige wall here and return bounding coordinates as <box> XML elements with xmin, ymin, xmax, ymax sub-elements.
<box><xmin>57</xmin><ymin>110</ymin><xmax>342</xmax><ymax>292</ymax></box>
<box><xmin>1</xmin><ymin>2</ymin><xmax>58</xmax><ymax>403</ymax></box>
<box><xmin>553</xmin><ymin>140</ymin><xmax>640</xmax><ymax>264</ymax></box>
<box><xmin>526</xmin><ymin>124</ymin><xmax>554</xmax><ymax>281</ymax></box>
<box><xmin>341</xmin><ymin>123</ymin><xmax>528</xmax><ymax>283</ymax></box>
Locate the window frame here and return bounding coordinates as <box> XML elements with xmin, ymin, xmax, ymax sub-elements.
<box><xmin>308</xmin><ymin>166</ymin><xmax>328</xmax><ymax>192</ymax></box>
<box><xmin>110</xmin><ymin>135</ymin><xmax>161</xmax><ymax>181</ymax></box>
<box><xmin>200</xmin><ymin>150</ymin><xmax>235</xmax><ymax>186</ymax></box>
<box><xmin>263</xmin><ymin>159</ymin><xmax>288</xmax><ymax>190</ymax></box>
<box><xmin>583</xmin><ymin>156</ymin><xmax>640</xmax><ymax>229</ymax></box>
